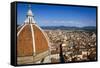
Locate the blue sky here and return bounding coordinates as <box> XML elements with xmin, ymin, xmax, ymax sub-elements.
<box><xmin>17</xmin><ymin>3</ymin><xmax>96</xmax><ymax>27</ymax></box>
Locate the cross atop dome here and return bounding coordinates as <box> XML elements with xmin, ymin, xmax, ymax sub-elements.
<box><xmin>24</xmin><ymin>4</ymin><xmax>35</xmax><ymax>24</ymax></box>
<box><xmin>27</xmin><ymin>4</ymin><xmax>33</xmax><ymax>16</ymax></box>
<box><xmin>29</xmin><ymin>4</ymin><xmax>31</xmax><ymax>9</ymax></box>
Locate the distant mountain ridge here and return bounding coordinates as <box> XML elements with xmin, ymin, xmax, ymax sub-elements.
<box><xmin>17</xmin><ymin>24</ymin><xmax>96</xmax><ymax>32</ymax></box>
<box><xmin>41</xmin><ymin>26</ymin><xmax>96</xmax><ymax>29</ymax></box>
<box><xmin>41</xmin><ymin>26</ymin><xmax>96</xmax><ymax>32</ymax></box>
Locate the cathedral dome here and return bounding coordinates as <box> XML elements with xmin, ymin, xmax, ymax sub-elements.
<box><xmin>17</xmin><ymin>5</ymin><xmax>50</xmax><ymax>64</ymax></box>
<box><xmin>17</xmin><ymin>23</ymin><xmax>49</xmax><ymax>57</ymax></box>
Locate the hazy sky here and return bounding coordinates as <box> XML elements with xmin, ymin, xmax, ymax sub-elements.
<box><xmin>17</xmin><ymin>3</ymin><xmax>97</xmax><ymax>27</ymax></box>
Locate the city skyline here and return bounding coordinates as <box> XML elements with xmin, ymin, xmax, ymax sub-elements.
<box><xmin>17</xmin><ymin>3</ymin><xmax>97</xmax><ymax>27</ymax></box>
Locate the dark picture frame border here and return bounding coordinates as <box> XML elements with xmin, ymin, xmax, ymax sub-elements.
<box><xmin>11</xmin><ymin>1</ymin><xmax>98</xmax><ymax>66</ymax></box>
